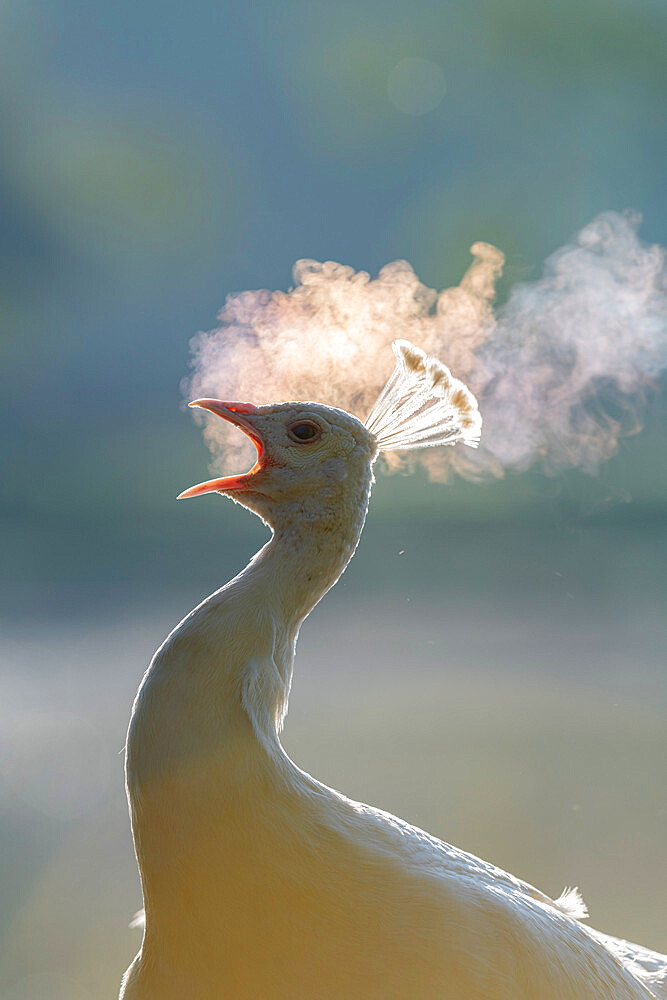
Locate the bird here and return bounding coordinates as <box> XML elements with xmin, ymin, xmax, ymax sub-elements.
<box><xmin>120</xmin><ymin>341</ymin><xmax>666</xmax><ymax>999</ymax></box>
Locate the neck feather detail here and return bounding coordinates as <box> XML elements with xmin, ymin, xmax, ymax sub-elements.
<box><xmin>127</xmin><ymin>462</ymin><xmax>374</xmax><ymax>801</ymax></box>
<box><xmin>238</xmin><ymin>468</ymin><xmax>374</xmax><ymax>748</ymax></box>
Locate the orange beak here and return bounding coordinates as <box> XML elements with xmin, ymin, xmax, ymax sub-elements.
<box><xmin>177</xmin><ymin>400</ymin><xmax>265</xmax><ymax>500</ymax></box>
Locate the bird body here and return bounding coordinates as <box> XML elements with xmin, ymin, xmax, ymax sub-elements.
<box><xmin>120</xmin><ymin>356</ymin><xmax>666</xmax><ymax>999</ymax></box>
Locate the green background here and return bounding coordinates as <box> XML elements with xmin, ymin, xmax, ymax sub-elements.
<box><xmin>0</xmin><ymin>0</ymin><xmax>665</xmax><ymax>995</ymax></box>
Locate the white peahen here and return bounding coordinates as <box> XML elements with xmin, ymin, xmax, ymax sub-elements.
<box><xmin>120</xmin><ymin>341</ymin><xmax>666</xmax><ymax>999</ymax></box>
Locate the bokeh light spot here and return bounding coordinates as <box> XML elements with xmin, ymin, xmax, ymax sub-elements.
<box><xmin>387</xmin><ymin>58</ymin><xmax>446</xmax><ymax>116</ymax></box>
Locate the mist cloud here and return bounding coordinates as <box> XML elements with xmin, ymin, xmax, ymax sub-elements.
<box><xmin>185</xmin><ymin>211</ymin><xmax>666</xmax><ymax>481</ymax></box>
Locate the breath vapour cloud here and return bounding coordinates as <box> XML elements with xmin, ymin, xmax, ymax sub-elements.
<box><xmin>185</xmin><ymin>211</ymin><xmax>666</xmax><ymax>482</ymax></box>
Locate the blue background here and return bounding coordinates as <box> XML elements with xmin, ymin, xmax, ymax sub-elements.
<box><xmin>0</xmin><ymin>0</ymin><xmax>665</xmax><ymax>994</ymax></box>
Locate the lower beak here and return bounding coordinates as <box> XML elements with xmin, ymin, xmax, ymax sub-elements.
<box><xmin>177</xmin><ymin>400</ymin><xmax>265</xmax><ymax>500</ymax></box>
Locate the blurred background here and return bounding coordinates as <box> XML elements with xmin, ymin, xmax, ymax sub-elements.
<box><xmin>1</xmin><ymin>0</ymin><xmax>666</xmax><ymax>995</ymax></box>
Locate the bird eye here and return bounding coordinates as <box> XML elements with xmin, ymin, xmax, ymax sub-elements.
<box><xmin>287</xmin><ymin>421</ymin><xmax>321</xmax><ymax>443</ymax></box>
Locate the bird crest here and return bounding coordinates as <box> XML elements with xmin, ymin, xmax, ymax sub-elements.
<box><xmin>364</xmin><ymin>339</ymin><xmax>482</xmax><ymax>452</ymax></box>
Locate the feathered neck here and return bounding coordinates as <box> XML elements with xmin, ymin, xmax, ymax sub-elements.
<box><xmin>125</xmin><ymin>461</ymin><xmax>374</xmax><ymax>931</ymax></box>
<box><xmin>238</xmin><ymin>499</ymin><xmax>371</xmax><ymax>749</ymax></box>
<box><xmin>258</xmin><ymin>501</ymin><xmax>370</xmax><ymax>626</ymax></box>
<box><xmin>126</xmin><ymin>461</ymin><xmax>374</xmax><ymax>790</ymax></box>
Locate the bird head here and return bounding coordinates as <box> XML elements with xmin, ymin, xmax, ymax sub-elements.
<box><xmin>178</xmin><ymin>400</ymin><xmax>378</xmax><ymax>529</ymax></box>
<box><xmin>178</xmin><ymin>340</ymin><xmax>482</xmax><ymax>530</ymax></box>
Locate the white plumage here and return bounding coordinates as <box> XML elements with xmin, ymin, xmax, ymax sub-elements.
<box><xmin>120</xmin><ymin>342</ymin><xmax>666</xmax><ymax>999</ymax></box>
<box><xmin>365</xmin><ymin>339</ymin><xmax>482</xmax><ymax>451</ymax></box>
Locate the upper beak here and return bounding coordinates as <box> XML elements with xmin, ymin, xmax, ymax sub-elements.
<box><xmin>177</xmin><ymin>400</ymin><xmax>265</xmax><ymax>500</ymax></box>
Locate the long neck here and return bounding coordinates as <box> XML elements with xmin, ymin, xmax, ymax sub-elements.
<box><xmin>232</xmin><ymin>498</ymin><xmax>371</xmax><ymax>747</ymax></box>
<box><xmin>125</xmin><ymin>469</ymin><xmax>373</xmax><ymax>924</ymax></box>
<box><xmin>260</xmin><ymin>502</ymin><xmax>370</xmax><ymax>626</ymax></box>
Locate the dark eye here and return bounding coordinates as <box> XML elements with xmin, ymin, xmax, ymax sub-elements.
<box><xmin>288</xmin><ymin>421</ymin><xmax>321</xmax><ymax>443</ymax></box>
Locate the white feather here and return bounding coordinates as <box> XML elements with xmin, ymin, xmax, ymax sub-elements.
<box><xmin>120</xmin><ymin>389</ymin><xmax>665</xmax><ymax>999</ymax></box>
<box><xmin>365</xmin><ymin>339</ymin><xmax>482</xmax><ymax>452</ymax></box>
<box><xmin>553</xmin><ymin>886</ymin><xmax>589</xmax><ymax>921</ymax></box>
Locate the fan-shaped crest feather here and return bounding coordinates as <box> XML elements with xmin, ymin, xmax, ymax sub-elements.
<box><xmin>365</xmin><ymin>340</ymin><xmax>482</xmax><ymax>452</ymax></box>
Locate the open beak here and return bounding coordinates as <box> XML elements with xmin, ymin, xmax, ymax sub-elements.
<box><xmin>177</xmin><ymin>400</ymin><xmax>265</xmax><ymax>500</ymax></box>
